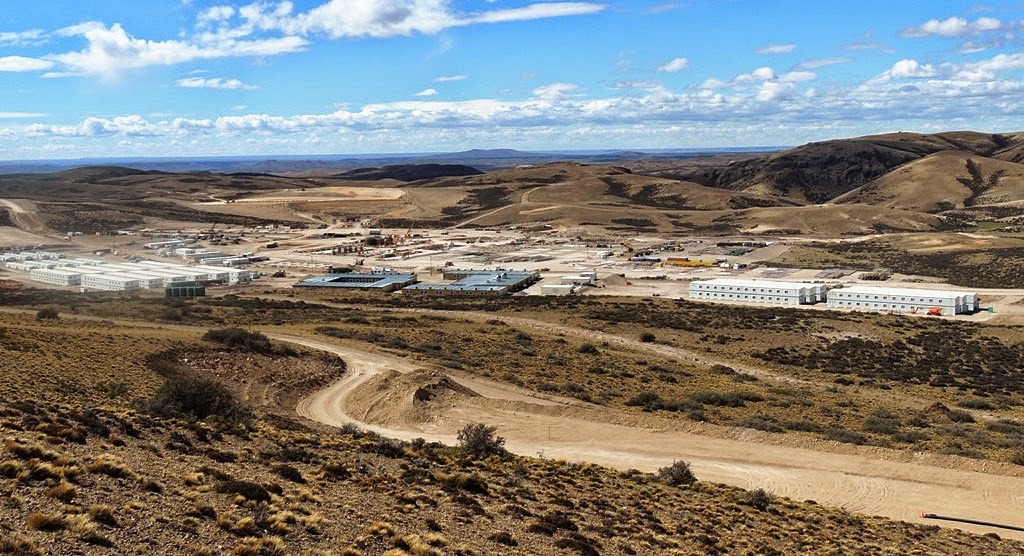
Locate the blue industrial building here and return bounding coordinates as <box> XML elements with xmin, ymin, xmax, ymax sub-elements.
<box><xmin>294</xmin><ymin>272</ymin><xmax>418</xmax><ymax>292</ymax></box>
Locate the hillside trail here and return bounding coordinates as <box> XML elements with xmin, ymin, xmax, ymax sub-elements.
<box><xmin>286</xmin><ymin>333</ymin><xmax>1024</xmax><ymax>540</ymax></box>
<box><xmin>0</xmin><ymin>198</ymin><xmax>61</xmax><ymax>239</ymax></box>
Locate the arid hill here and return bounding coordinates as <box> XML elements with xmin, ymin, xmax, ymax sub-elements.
<box><xmin>665</xmin><ymin>131</ymin><xmax>1024</xmax><ymax>204</ymax></box>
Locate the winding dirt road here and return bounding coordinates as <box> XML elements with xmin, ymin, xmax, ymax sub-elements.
<box><xmin>285</xmin><ymin>333</ymin><xmax>1024</xmax><ymax>539</ymax></box>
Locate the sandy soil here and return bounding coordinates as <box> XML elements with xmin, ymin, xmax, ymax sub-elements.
<box><xmin>211</xmin><ymin>187</ymin><xmax>406</xmax><ymax>204</ymax></box>
<box><xmin>286</xmin><ymin>333</ymin><xmax>1024</xmax><ymax>539</ymax></box>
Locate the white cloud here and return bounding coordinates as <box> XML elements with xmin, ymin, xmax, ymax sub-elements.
<box><xmin>644</xmin><ymin>2</ymin><xmax>687</xmax><ymax>14</ymax></box>
<box><xmin>532</xmin><ymin>82</ymin><xmax>581</xmax><ymax>100</ymax></box>
<box><xmin>778</xmin><ymin>71</ymin><xmax>816</xmax><ymax>83</ymax></box>
<box><xmin>657</xmin><ymin>57</ymin><xmax>689</xmax><ymax>73</ymax></box>
<box><xmin>610</xmin><ymin>80</ymin><xmax>662</xmax><ymax>90</ymax></box>
<box><xmin>0</xmin><ymin>29</ymin><xmax>47</xmax><ymax>47</ymax></box>
<box><xmin>794</xmin><ymin>57</ymin><xmax>851</xmax><ymax>70</ymax></box>
<box><xmin>175</xmin><ymin>77</ymin><xmax>258</xmax><ymax>89</ymax></box>
<box><xmin>0</xmin><ymin>56</ymin><xmax>55</xmax><ymax>72</ymax></box>
<box><xmin>413</xmin><ymin>88</ymin><xmax>438</xmax><ymax>96</ymax></box>
<box><xmin>844</xmin><ymin>41</ymin><xmax>895</xmax><ymax>54</ymax></box>
<box><xmin>755</xmin><ymin>43</ymin><xmax>797</xmax><ymax>55</ymax></box>
<box><xmin>197</xmin><ymin>5</ymin><xmax>236</xmax><ymax>25</ymax></box>
<box><xmin>263</xmin><ymin>0</ymin><xmax>607</xmax><ymax>39</ymax></box>
<box><xmin>886</xmin><ymin>59</ymin><xmax>939</xmax><ymax>80</ymax></box>
<box><xmin>15</xmin><ymin>51</ymin><xmax>1024</xmax><ymax>156</ymax></box>
<box><xmin>434</xmin><ymin>74</ymin><xmax>467</xmax><ymax>82</ymax></box>
<box><xmin>734</xmin><ymin>66</ymin><xmax>777</xmax><ymax>83</ymax></box>
<box><xmin>51</xmin><ymin>22</ymin><xmax>308</xmax><ymax>77</ymax></box>
<box><xmin>0</xmin><ymin>112</ymin><xmax>47</xmax><ymax>118</ymax></box>
<box><xmin>902</xmin><ymin>16</ymin><xmax>1006</xmax><ymax>38</ymax></box>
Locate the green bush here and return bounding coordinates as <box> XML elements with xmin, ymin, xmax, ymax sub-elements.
<box><xmin>201</xmin><ymin>327</ymin><xmax>274</xmax><ymax>355</ymax></box>
<box><xmin>146</xmin><ymin>375</ymin><xmax>251</xmax><ymax>425</ymax></box>
<box><xmin>457</xmin><ymin>423</ymin><xmax>506</xmax><ymax>459</ymax></box>
<box><xmin>658</xmin><ymin>460</ymin><xmax>696</xmax><ymax>486</ymax></box>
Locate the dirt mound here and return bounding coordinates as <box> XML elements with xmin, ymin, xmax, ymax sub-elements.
<box><xmin>347</xmin><ymin>368</ymin><xmax>478</xmax><ymax>427</ymax></box>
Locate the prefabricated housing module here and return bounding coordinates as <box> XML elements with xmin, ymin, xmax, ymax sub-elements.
<box><xmin>688</xmin><ymin>278</ymin><xmax>826</xmax><ymax>306</ymax></box>
<box><xmin>826</xmin><ymin>286</ymin><xmax>980</xmax><ymax>315</ymax></box>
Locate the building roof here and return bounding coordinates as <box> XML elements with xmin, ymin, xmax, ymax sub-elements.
<box><xmin>832</xmin><ymin>285</ymin><xmax>977</xmax><ymax>299</ymax></box>
<box><xmin>295</xmin><ymin>273</ymin><xmax>417</xmax><ymax>289</ymax></box>
<box><xmin>690</xmin><ymin>278</ymin><xmax>821</xmax><ymax>290</ymax></box>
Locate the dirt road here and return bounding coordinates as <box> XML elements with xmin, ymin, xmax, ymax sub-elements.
<box><xmin>0</xmin><ymin>198</ymin><xmax>59</xmax><ymax>239</ymax></box>
<box><xmin>287</xmin><ymin>334</ymin><xmax>1024</xmax><ymax>539</ymax></box>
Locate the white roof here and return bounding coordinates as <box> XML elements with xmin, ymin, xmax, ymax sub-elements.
<box><xmin>834</xmin><ymin>285</ymin><xmax>976</xmax><ymax>299</ymax></box>
<box><xmin>30</xmin><ymin>268</ymin><xmax>81</xmax><ymax>276</ymax></box>
<box><xmin>691</xmin><ymin>278</ymin><xmax>819</xmax><ymax>290</ymax></box>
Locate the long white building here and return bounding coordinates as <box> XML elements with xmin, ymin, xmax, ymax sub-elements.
<box><xmin>826</xmin><ymin>286</ymin><xmax>980</xmax><ymax>315</ymax></box>
<box><xmin>22</xmin><ymin>258</ymin><xmax>252</xmax><ymax>291</ymax></box>
<box><xmin>688</xmin><ymin>278</ymin><xmax>826</xmax><ymax>306</ymax></box>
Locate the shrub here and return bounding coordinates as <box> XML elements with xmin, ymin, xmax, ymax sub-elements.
<box><xmin>35</xmin><ymin>308</ymin><xmax>59</xmax><ymax>320</ymax></box>
<box><xmin>202</xmin><ymin>327</ymin><xmax>274</xmax><ymax>355</ymax></box>
<box><xmin>657</xmin><ymin>460</ymin><xmax>696</xmax><ymax>486</ymax></box>
<box><xmin>948</xmin><ymin>410</ymin><xmax>976</xmax><ymax>423</ymax></box>
<box><xmin>639</xmin><ymin>332</ymin><xmax>656</xmax><ymax>343</ymax></box>
<box><xmin>742</xmin><ymin>488</ymin><xmax>775</xmax><ymax>511</ymax></box>
<box><xmin>457</xmin><ymin>423</ymin><xmax>506</xmax><ymax>459</ymax></box>
<box><xmin>146</xmin><ymin>375</ymin><xmax>252</xmax><ymax>425</ymax></box>
<box><xmin>217</xmin><ymin>480</ymin><xmax>271</xmax><ymax>503</ymax></box>
<box><xmin>578</xmin><ymin>343</ymin><xmax>599</xmax><ymax>354</ymax></box>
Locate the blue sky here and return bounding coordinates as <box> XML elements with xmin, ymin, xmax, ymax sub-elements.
<box><xmin>1</xmin><ymin>0</ymin><xmax>1024</xmax><ymax>159</ymax></box>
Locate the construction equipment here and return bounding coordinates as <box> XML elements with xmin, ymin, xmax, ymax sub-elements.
<box><xmin>927</xmin><ymin>307</ymin><xmax>943</xmax><ymax>316</ymax></box>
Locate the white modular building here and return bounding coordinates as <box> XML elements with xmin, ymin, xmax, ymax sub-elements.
<box><xmin>688</xmin><ymin>278</ymin><xmax>826</xmax><ymax>306</ymax></box>
<box><xmin>561</xmin><ymin>274</ymin><xmax>595</xmax><ymax>286</ymax></box>
<box><xmin>826</xmin><ymin>286</ymin><xmax>980</xmax><ymax>315</ymax></box>
<box><xmin>81</xmin><ymin>274</ymin><xmax>141</xmax><ymax>291</ymax></box>
<box><xmin>29</xmin><ymin>268</ymin><xmax>84</xmax><ymax>286</ymax></box>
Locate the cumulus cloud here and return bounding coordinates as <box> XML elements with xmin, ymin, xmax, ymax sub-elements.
<box><xmin>657</xmin><ymin>57</ymin><xmax>689</xmax><ymax>73</ymax></box>
<box><xmin>532</xmin><ymin>82</ymin><xmax>581</xmax><ymax>100</ymax></box>
<box><xmin>434</xmin><ymin>74</ymin><xmax>467</xmax><ymax>82</ymax></box>
<box><xmin>872</xmin><ymin>59</ymin><xmax>940</xmax><ymax>82</ymax></box>
<box><xmin>902</xmin><ymin>16</ymin><xmax>1006</xmax><ymax>38</ymax></box>
<box><xmin>413</xmin><ymin>88</ymin><xmax>438</xmax><ymax>96</ymax></box>
<box><xmin>755</xmin><ymin>43</ymin><xmax>797</xmax><ymax>55</ymax></box>
<box><xmin>175</xmin><ymin>77</ymin><xmax>258</xmax><ymax>89</ymax></box>
<box><xmin>14</xmin><ymin>50</ymin><xmax>1024</xmax><ymax>156</ymax></box>
<box><xmin>26</xmin><ymin>1</ymin><xmax>605</xmax><ymax>78</ymax></box>
<box><xmin>0</xmin><ymin>56</ymin><xmax>55</xmax><ymax>72</ymax></box>
<box><xmin>52</xmin><ymin>22</ymin><xmax>307</xmax><ymax>77</ymax></box>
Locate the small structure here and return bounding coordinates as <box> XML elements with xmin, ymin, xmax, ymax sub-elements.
<box><xmin>166</xmin><ymin>281</ymin><xmax>206</xmax><ymax>298</ymax></box>
<box><xmin>688</xmin><ymin>278</ymin><xmax>826</xmax><ymax>306</ymax></box>
<box><xmin>542</xmin><ymin>284</ymin><xmax>576</xmax><ymax>296</ymax></box>
<box><xmin>826</xmin><ymin>285</ymin><xmax>980</xmax><ymax>315</ymax></box>
<box><xmin>294</xmin><ymin>272</ymin><xmax>418</xmax><ymax>292</ymax></box>
<box><xmin>561</xmin><ymin>274</ymin><xmax>595</xmax><ymax>286</ymax></box>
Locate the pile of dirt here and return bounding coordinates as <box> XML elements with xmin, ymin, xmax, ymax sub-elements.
<box><xmin>347</xmin><ymin>368</ymin><xmax>479</xmax><ymax>427</ymax></box>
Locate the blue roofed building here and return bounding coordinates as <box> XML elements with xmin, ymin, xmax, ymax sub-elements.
<box><xmin>403</xmin><ymin>269</ymin><xmax>540</xmax><ymax>295</ymax></box>
<box><xmin>294</xmin><ymin>272</ymin><xmax>418</xmax><ymax>292</ymax></box>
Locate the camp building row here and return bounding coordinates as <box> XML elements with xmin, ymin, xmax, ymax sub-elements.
<box><xmin>688</xmin><ymin>278</ymin><xmax>979</xmax><ymax>315</ymax></box>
